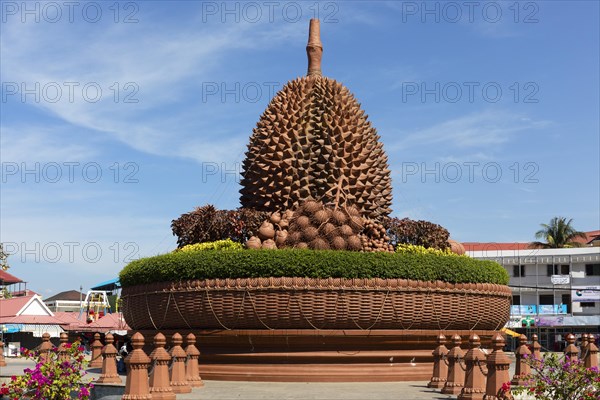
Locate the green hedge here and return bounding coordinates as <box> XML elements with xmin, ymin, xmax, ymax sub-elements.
<box><xmin>119</xmin><ymin>249</ymin><xmax>509</xmax><ymax>287</ymax></box>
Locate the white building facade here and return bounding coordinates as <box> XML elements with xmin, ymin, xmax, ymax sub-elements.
<box><xmin>468</xmin><ymin>247</ymin><xmax>600</xmax><ymax>351</ymax></box>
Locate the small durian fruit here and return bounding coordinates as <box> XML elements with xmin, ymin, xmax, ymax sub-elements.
<box><xmin>312</xmin><ymin>209</ymin><xmax>330</xmax><ymax>225</ymax></box>
<box><xmin>288</xmin><ymin>231</ymin><xmax>302</xmax><ymax>244</ymax></box>
<box><xmin>331</xmin><ymin>209</ymin><xmax>347</xmax><ymax>225</ymax></box>
<box><xmin>321</xmin><ymin>222</ymin><xmax>337</xmax><ymax>237</ymax></box>
<box><xmin>296</xmin><ymin>242</ymin><xmax>309</xmax><ymax>249</ymax></box>
<box><xmin>246</xmin><ymin>236</ymin><xmax>262</xmax><ymax>249</ymax></box>
<box><xmin>347</xmin><ymin>235</ymin><xmax>362</xmax><ymax>251</ymax></box>
<box><xmin>339</xmin><ymin>224</ymin><xmax>354</xmax><ymax>238</ymax></box>
<box><xmin>284</xmin><ymin>209</ymin><xmax>294</xmax><ymax>220</ymax></box>
<box><xmin>303</xmin><ymin>200</ymin><xmax>322</xmax><ymax>213</ymax></box>
<box><xmin>310</xmin><ymin>238</ymin><xmax>330</xmax><ymax>250</ymax></box>
<box><xmin>331</xmin><ymin>236</ymin><xmax>347</xmax><ymax>250</ymax></box>
<box><xmin>262</xmin><ymin>239</ymin><xmax>277</xmax><ymax>249</ymax></box>
<box><xmin>270</xmin><ymin>212</ymin><xmax>282</xmax><ymax>224</ymax></box>
<box><xmin>346</xmin><ymin>206</ymin><xmax>360</xmax><ymax>217</ymax></box>
<box><xmin>348</xmin><ymin>215</ymin><xmax>364</xmax><ymax>231</ymax></box>
<box><xmin>295</xmin><ymin>215</ymin><xmax>311</xmax><ymax>229</ymax></box>
<box><xmin>302</xmin><ymin>226</ymin><xmax>319</xmax><ymax>242</ymax></box>
<box><xmin>258</xmin><ymin>221</ymin><xmax>275</xmax><ymax>241</ymax></box>
<box><xmin>275</xmin><ymin>230</ymin><xmax>288</xmax><ymax>247</ymax></box>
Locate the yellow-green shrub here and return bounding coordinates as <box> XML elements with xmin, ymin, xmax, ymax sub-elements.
<box><xmin>396</xmin><ymin>243</ymin><xmax>465</xmax><ymax>257</ymax></box>
<box><xmin>177</xmin><ymin>239</ymin><xmax>243</xmax><ymax>252</ymax></box>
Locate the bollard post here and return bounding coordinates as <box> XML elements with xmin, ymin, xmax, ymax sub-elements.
<box><xmin>584</xmin><ymin>335</ymin><xmax>598</xmax><ymax>369</ymax></box>
<box><xmin>441</xmin><ymin>334</ymin><xmax>465</xmax><ymax>395</ymax></box>
<box><xmin>169</xmin><ymin>333</ymin><xmax>192</xmax><ymax>393</ymax></box>
<box><xmin>581</xmin><ymin>333</ymin><xmax>589</xmax><ymax>353</ymax></box>
<box><xmin>96</xmin><ymin>333</ymin><xmax>122</xmax><ymax>384</ymax></box>
<box><xmin>564</xmin><ymin>333</ymin><xmax>578</xmax><ymax>361</ymax></box>
<box><xmin>149</xmin><ymin>332</ymin><xmax>176</xmax><ymax>400</ymax></box>
<box><xmin>185</xmin><ymin>333</ymin><xmax>204</xmax><ymax>387</ymax></box>
<box><xmin>511</xmin><ymin>334</ymin><xmax>531</xmax><ymax>386</ymax></box>
<box><xmin>428</xmin><ymin>333</ymin><xmax>449</xmax><ymax>389</ymax></box>
<box><xmin>39</xmin><ymin>332</ymin><xmax>53</xmax><ymax>363</ymax></box>
<box><xmin>89</xmin><ymin>333</ymin><xmax>104</xmax><ymax>368</ymax></box>
<box><xmin>0</xmin><ymin>340</ymin><xmax>7</xmax><ymax>367</ymax></box>
<box><xmin>580</xmin><ymin>333</ymin><xmax>589</xmax><ymax>360</ymax></box>
<box><xmin>530</xmin><ymin>334</ymin><xmax>542</xmax><ymax>361</ymax></box>
<box><xmin>484</xmin><ymin>333</ymin><xmax>511</xmax><ymax>400</ymax></box>
<box><xmin>57</xmin><ymin>332</ymin><xmax>69</xmax><ymax>362</ymax></box>
<box><xmin>122</xmin><ymin>332</ymin><xmax>152</xmax><ymax>400</ymax></box>
<box><xmin>458</xmin><ymin>334</ymin><xmax>487</xmax><ymax>400</ymax></box>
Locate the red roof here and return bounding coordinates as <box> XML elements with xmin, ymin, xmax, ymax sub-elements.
<box><xmin>77</xmin><ymin>313</ymin><xmax>130</xmax><ymax>332</ymax></box>
<box><xmin>463</xmin><ymin>242</ymin><xmax>530</xmax><ymax>252</ymax></box>
<box><xmin>464</xmin><ymin>230</ymin><xmax>600</xmax><ymax>251</ymax></box>
<box><xmin>577</xmin><ymin>230</ymin><xmax>600</xmax><ymax>244</ymax></box>
<box><xmin>0</xmin><ymin>270</ymin><xmax>23</xmax><ymax>284</ymax></box>
<box><xmin>54</xmin><ymin>311</ymin><xmax>86</xmax><ymax>328</ymax></box>
<box><xmin>0</xmin><ymin>315</ymin><xmax>68</xmax><ymax>325</ymax></box>
<box><xmin>0</xmin><ymin>295</ymin><xmax>35</xmax><ymax>317</ymax></box>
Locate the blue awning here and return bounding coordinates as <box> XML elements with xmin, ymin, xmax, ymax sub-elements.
<box><xmin>1</xmin><ymin>324</ymin><xmax>23</xmax><ymax>333</ymax></box>
<box><xmin>91</xmin><ymin>278</ymin><xmax>121</xmax><ymax>291</ymax></box>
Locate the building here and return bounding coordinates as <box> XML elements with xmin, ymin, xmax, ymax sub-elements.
<box><xmin>44</xmin><ymin>290</ymin><xmax>85</xmax><ymax>312</ymax></box>
<box><xmin>466</xmin><ymin>242</ymin><xmax>600</xmax><ymax>351</ymax></box>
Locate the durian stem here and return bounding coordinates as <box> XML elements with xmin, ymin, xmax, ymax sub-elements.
<box><xmin>306</xmin><ymin>19</ymin><xmax>323</xmax><ymax>77</ymax></box>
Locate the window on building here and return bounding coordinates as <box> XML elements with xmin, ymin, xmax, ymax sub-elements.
<box><xmin>581</xmin><ymin>302</ymin><xmax>596</xmax><ymax>308</ymax></box>
<box><xmin>513</xmin><ymin>265</ymin><xmax>526</xmax><ymax>277</ymax></box>
<box><xmin>539</xmin><ymin>294</ymin><xmax>554</xmax><ymax>305</ymax></box>
<box><xmin>547</xmin><ymin>264</ymin><xmax>570</xmax><ymax>276</ymax></box>
<box><xmin>512</xmin><ymin>295</ymin><xmax>521</xmax><ymax>305</ymax></box>
<box><xmin>561</xmin><ymin>294</ymin><xmax>571</xmax><ymax>313</ymax></box>
<box><xmin>585</xmin><ymin>264</ymin><xmax>600</xmax><ymax>276</ymax></box>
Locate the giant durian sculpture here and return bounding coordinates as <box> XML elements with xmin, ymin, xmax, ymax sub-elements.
<box><xmin>240</xmin><ymin>19</ymin><xmax>392</xmax><ymax>220</ymax></box>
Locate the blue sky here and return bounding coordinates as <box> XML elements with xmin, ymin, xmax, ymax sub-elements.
<box><xmin>1</xmin><ymin>1</ymin><xmax>598</xmax><ymax>297</ymax></box>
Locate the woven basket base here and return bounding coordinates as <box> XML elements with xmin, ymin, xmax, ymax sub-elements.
<box><xmin>122</xmin><ymin>278</ymin><xmax>511</xmax><ymax>331</ymax></box>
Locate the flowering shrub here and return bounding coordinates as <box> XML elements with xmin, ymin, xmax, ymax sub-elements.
<box><xmin>177</xmin><ymin>238</ymin><xmax>244</xmax><ymax>252</ymax></box>
<box><xmin>395</xmin><ymin>243</ymin><xmax>461</xmax><ymax>257</ymax></box>
<box><xmin>509</xmin><ymin>353</ymin><xmax>599</xmax><ymax>400</ymax></box>
<box><xmin>0</xmin><ymin>341</ymin><xmax>94</xmax><ymax>400</ymax></box>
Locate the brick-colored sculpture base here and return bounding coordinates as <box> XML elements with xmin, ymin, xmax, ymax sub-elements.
<box><xmin>134</xmin><ymin>329</ymin><xmax>501</xmax><ymax>382</ymax></box>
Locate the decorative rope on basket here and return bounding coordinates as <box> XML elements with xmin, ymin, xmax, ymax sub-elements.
<box><xmin>121</xmin><ymin>278</ymin><xmax>511</xmax><ymax>331</ymax></box>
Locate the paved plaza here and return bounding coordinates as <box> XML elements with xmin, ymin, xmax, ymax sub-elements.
<box><xmin>0</xmin><ymin>357</ymin><xmax>520</xmax><ymax>400</ymax></box>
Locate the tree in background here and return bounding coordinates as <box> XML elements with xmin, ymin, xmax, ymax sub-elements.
<box><xmin>529</xmin><ymin>217</ymin><xmax>588</xmax><ymax>248</ymax></box>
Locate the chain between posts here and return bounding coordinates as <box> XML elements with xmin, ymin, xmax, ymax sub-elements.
<box><xmin>476</xmin><ymin>359</ymin><xmax>488</xmax><ymax>376</ymax></box>
<box><xmin>441</xmin><ymin>353</ymin><xmax>450</xmax><ymax>366</ymax></box>
<box><xmin>457</xmin><ymin>357</ymin><xmax>467</xmax><ymax>371</ymax></box>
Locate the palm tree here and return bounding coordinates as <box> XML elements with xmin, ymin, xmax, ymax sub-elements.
<box><xmin>529</xmin><ymin>217</ymin><xmax>588</xmax><ymax>248</ymax></box>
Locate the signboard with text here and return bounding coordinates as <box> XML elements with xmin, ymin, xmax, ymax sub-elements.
<box><xmin>571</xmin><ymin>286</ymin><xmax>600</xmax><ymax>302</ymax></box>
<box><xmin>551</xmin><ymin>275</ymin><xmax>570</xmax><ymax>285</ymax></box>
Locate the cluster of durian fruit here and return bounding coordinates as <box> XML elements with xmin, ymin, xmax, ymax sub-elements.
<box><xmin>246</xmin><ymin>200</ymin><xmax>393</xmax><ymax>252</ymax></box>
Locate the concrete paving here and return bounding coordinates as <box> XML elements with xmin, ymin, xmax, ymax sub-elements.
<box><xmin>1</xmin><ymin>357</ymin><xmax>518</xmax><ymax>400</ymax></box>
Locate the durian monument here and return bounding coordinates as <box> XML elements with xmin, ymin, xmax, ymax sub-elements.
<box><xmin>120</xmin><ymin>19</ymin><xmax>511</xmax><ymax>381</ymax></box>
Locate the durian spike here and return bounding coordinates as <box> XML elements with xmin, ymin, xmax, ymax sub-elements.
<box><xmin>307</xmin><ymin>19</ymin><xmax>323</xmax><ymax>77</ymax></box>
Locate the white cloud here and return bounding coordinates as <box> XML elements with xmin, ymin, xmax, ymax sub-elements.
<box><xmin>0</xmin><ymin>125</ymin><xmax>97</xmax><ymax>163</ymax></box>
<box><xmin>0</xmin><ymin>13</ymin><xmax>303</xmax><ymax>165</ymax></box>
<box><xmin>389</xmin><ymin>110</ymin><xmax>551</xmax><ymax>150</ymax></box>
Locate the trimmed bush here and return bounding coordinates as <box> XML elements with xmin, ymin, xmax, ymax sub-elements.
<box><xmin>119</xmin><ymin>249</ymin><xmax>509</xmax><ymax>287</ymax></box>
